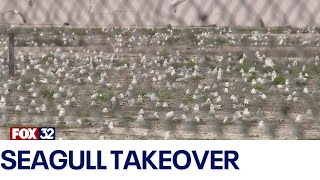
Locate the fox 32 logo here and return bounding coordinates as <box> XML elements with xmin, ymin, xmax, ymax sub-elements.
<box><xmin>10</xmin><ymin>127</ymin><xmax>55</xmax><ymax>140</ymax></box>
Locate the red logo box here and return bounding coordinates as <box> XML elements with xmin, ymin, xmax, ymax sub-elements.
<box><xmin>10</xmin><ymin>127</ymin><xmax>39</xmax><ymax>140</ymax></box>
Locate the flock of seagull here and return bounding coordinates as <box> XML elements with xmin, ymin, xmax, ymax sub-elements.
<box><xmin>0</xmin><ymin>24</ymin><xmax>320</xmax><ymax>140</ymax></box>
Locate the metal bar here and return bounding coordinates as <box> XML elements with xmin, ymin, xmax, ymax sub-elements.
<box><xmin>8</xmin><ymin>33</ymin><xmax>15</xmax><ymax>77</ymax></box>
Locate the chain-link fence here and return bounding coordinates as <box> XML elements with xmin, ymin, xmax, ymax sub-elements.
<box><xmin>0</xmin><ymin>0</ymin><xmax>320</xmax><ymax>140</ymax></box>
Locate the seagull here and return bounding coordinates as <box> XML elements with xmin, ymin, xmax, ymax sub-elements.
<box><xmin>306</xmin><ymin>109</ymin><xmax>313</xmax><ymax>120</ymax></box>
<box><xmin>138</xmin><ymin>109</ymin><xmax>144</xmax><ymax>115</ymax></box>
<box><xmin>193</xmin><ymin>104</ymin><xmax>200</xmax><ymax>115</ymax></box>
<box><xmin>2</xmin><ymin>10</ymin><xmax>26</xmax><ymax>24</ymax></box>
<box><xmin>258</xmin><ymin>120</ymin><xmax>265</xmax><ymax>130</ymax></box>
<box><xmin>208</xmin><ymin>104</ymin><xmax>215</xmax><ymax>117</ymax></box>
<box><xmin>295</xmin><ymin>115</ymin><xmax>303</xmax><ymax>123</ymax></box>
<box><xmin>164</xmin><ymin>131</ymin><xmax>171</xmax><ymax>140</ymax></box>
<box><xmin>165</xmin><ymin>111</ymin><xmax>175</xmax><ymax>121</ymax></box>
<box><xmin>136</xmin><ymin>114</ymin><xmax>145</xmax><ymax>123</ymax></box>
<box><xmin>97</xmin><ymin>122</ymin><xmax>114</xmax><ymax>134</ymax></box>
<box><xmin>163</xmin><ymin>111</ymin><xmax>176</xmax><ymax>132</ymax></box>
<box><xmin>243</xmin><ymin>108</ymin><xmax>251</xmax><ymax>118</ymax></box>
<box><xmin>15</xmin><ymin>105</ymin><xmax>22</xmax><ymax>112</ymax></box>
<box><xmin>170</xmin><ymin>0</ymin><xmax>187</xmax><ymax>13</ymax></box>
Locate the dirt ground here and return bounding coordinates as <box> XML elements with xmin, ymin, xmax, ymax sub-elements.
<box><xmin>0</xmin><ymin>26</ymin><xmax>320</xmax><ymax>140</ymax></box>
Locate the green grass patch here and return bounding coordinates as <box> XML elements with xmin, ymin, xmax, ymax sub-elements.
<box><xmin>166</xmin><ymin>75</ymin><xmax>178</xmax><ymax>82</ymax></box>
<box><xmin>56</xmin><ymin>122</ymin><xmax>71</xmax><ymax>129</ymax></box>
<box><xmin>138</xmin><ymin>28</ymin><xmax>155</xmax><ymax>36</ymax></box>
<box><xmin>161</xmin><ymin>91</ymin><xmax>179</xmax><ymax>100</ymax></box>
<box><xmin>97</xmin><ymin>92</ymin><xmax>113</xmax><ymax>102</ymax></box>
<box><xmin>186</xmin><ymin>95</ymin><xmax>195</xmax><ymax>102</ymax></box>
<box><xmin>40</xmin><ymin>89</ymin><xmax>54</xmax><ymax>100</ymax></box>
<box><xmin>236</xmin><ymin>58</ymin><xmax>255</xmax><ymax>72</ymax></box>
<box><xmin>248</xmin><ymin>72</ymin><xmax>258</xmax><ymax>82</ymax></box>
<box><xmin>201</xmin><ymin>56</ymin><xmax>216</xmax><ymax>69</ymax></box>
<box><xmin>20</xmin><ymin>77</ymin><xmax>34</xmax><ymax>91</ymax></box>
<box><xmin>185</xmin><ymin>59</ymin><xmax>196</xmax><ymax>68</ymax></box>
<box><xmin>206</xmin><ymin>38</ymin><xmax>227</xmax><ymax>45</ymax></box>
<box><xmin>310</xmin><ymin>64</ymin><xmax>320</xmax><ymax>75</ymax></box>
<box><xmin>166</xmin><ymin>37</ymin><xmax>180</xmax><ymax>45</ymax></box>
<box><xmin>273</xmin><ymin>75</ymin><xmax>286</xmax><ymax>85</ymax></box>
<box><xmin>220</xmin><ymin>74</ymin><xmax>231</xmax><ymax>82</ymax></box>
<box><xmin>120</xmin><ymin>115</ymin><xmax>135</xmax><ymax>122</ymax></box>
<box><xmin>42</xmin><ymin>54</ymin><xmax>55</xmax><ymax>64</ymax></box>
<box><xmin>191</xmin><ymin>76</ymin><xmax>205</xmax><ymax>81</ymax></box>
<box><xmin>114</xmin><ymin>58</ymin><xmax>128</xmax><ymax>67</ymax></box>
<box><xmin>301</xmin><ymin>70</ymin><xmax>312</xmax><ymax>79</ymax></box>
<box><xmin>15</xmin><ymin>40</ymin><xmax>28</xmax><ymax>47</ymax></box>
<box><xmin>171</xmin><ymin>62</ymin><xmax>184</xmax><ymax>69</ymax></box>
<box><xmin>184</xmin><ymin>31</ymin><xmax>198</xmax><ymax>43</ymax></box>
<box><xmin>81</xmin><ymin>118</ymin><xmax>93</xmax><ymax>126</ymax></box>
<box><xmin>61</xmin><ymin>92</ymin><xmax>68</xmax><ymax>98</ymax></box>
<box><xmin>21</xmin><ymin>77</ymin><xmax>33</xmax><ymax>84</ymax></box>
<box><xmin>253</xmin><ymin>85</ymin><xmax>264</xmax><ymax>91</ymax></box>
<box><xmin>133</xmin><ymin>88</ymin><xmax>148</xmax><ymax>96</ymax></box>
<box><xmin>262</xmin><ymin>66</ymin><xmax>277</xmax><ymax>73</ymax></box>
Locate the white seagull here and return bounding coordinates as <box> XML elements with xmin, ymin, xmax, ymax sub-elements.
<box><xmin>2</xmin><ymin>10</ymin><xmax>26</xmax><ymax>24</ymax></box>
<box><xmin>170</xmin><ymin>0</ymin><xmax>187</xmax><ymax>13</ymax></box>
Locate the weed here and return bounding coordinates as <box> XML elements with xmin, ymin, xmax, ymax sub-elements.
<box><xmin>311</xmin><ymin>64</ymin><xmax>320</xmax><ymax>75</ymax></box>
<box><xmin>236</xmin><ymin>58</ymin><xmax>254</xmax><ymax>72</ymax></box>
<box><xmin>161</xmin><ymin>91</ymin><xmax>179</xmax><ymax>100</ymax></box>
<box><xmin>166</xmin><ymin>37</ymin><xmax>180</xmax><ymax>45</ymax></box>
<box><xmin>114</xmin><ymin>58</ymin><xmax>128</xmax><ymax>67</ymax></box>
<box><xmin>61</xmin><ymin>92</ymin><xmax>68</xmax><ymax>98</ymax></box>
<box><xmin>253</xmin><ymin>85</ymin><xmax>264</xmax><ymax>91</ymax></box>
<box><xmin>220</xmin><ymin>74</ymin><xmax>231</xmax><ymax>82</ymax></box>
<box><xmin>171</xmin><ymin>62</ymin><xmax>184</xmax><ymax>69</ymax></box>
<box><xmin>186</xmin><ymin>95</ymin><xmax>194</xmax><ymax>102</ymax></box>
<box><xmin>41</xmin><ymin>89</ymin><xmax>54</xmax><ymax>100</ymax></box>
<box><xmin>296</xmin><ymin>80</ymin><xmax>307</xmax><ymax>87</ymax></box>
<box><xmin>248</xmin><ymin>72</ymin><xmax>258</xmax><ymax>82</ymax></box>
<box><xmin>262</xmin><ymin>66</ymin><xmax>274</xmax><ymax>73</ymax></box>
<box><xmin>133</xmin><ymin>88</ymin><xmax>148</xmax><ymax>96</ymax></box>
<box><xmin>42</xmin><ymin>54</ymin><xmax>54</xmax><ymax>64</ymax></box>
<box><xmin>15</xmin><ymin>40</ymin><xmax>28</xmax><ymax>47</ymax></box>
<box><xmin>97</xmin><ymin>92</ymin><xmax>113</xmax><ymax>102</ymax></box>
<box><xmin>166</xmin><ymin>75</ymin><xmax>178</xmax><ymax>82</ymax></box>
<box><xmin>20</xmin><ymin>77</ymin><xmax>34</xmax><ymax>91</ymax></box>
<box><xmin>124</xmin><ymin>115</ymin><xmax>135</xmax><ymax>122</ymax></box>
<box><xmin>210</xmin><ymin>38</ymin><xmax>227</xmax><ymax>45</ymax></box>
<box><xmin>191</xmin><ymin>75</ymin><xmax>205</xmax><ymax>81</ymax></box>
<box><xmin>202</xmin><ymin>56</ymin><xmax>216</xmax><ymax>69</ymax></box>
<box><xmin>273</xmin><ymin>75</ymin><xmax>286</xmax><ymax>85</ymax></box>
<box><xmin>82</xmin><ymin>118</ymin><xmax>93</xmax><ymax>126</ymax></box>
<box><xmin>184</xmin><ymin>31</ymin><xmax>198</xmax><ymax>43</ymax></box>
<box><xmin>56</xmin><ymin>122</ymin><xmax>71</xmax><ymax>129</ymax></box>
<box><xmin>302</xmin><ymin>70</ymin><xmax>312</xmax><ymax>79</ymax></box>
<box><xmin>139</xmin><ymin>28</ymin><xmax>155</xmax><ymax>36</ymax></box>
<box><xmin>185</xmin><ymin>59</ymin><xmax>196</xmax><ymax>68</ymax></box>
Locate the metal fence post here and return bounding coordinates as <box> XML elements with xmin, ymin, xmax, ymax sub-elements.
<box><xmin>8</xmin><ymin>33</ymin><xmax>15</xmax><ymax>77</ymax></box>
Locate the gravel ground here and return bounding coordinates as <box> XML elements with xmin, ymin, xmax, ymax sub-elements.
<box><xmin>0</xmin><ymin>26</ymin><xmax>320</xmax><ymax>140</ymax></box>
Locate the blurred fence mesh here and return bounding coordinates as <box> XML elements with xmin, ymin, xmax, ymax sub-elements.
<box><xmin>0</xmin><ymin>0</ymin><xmax>320</xmax><ymax>140</ymax></box>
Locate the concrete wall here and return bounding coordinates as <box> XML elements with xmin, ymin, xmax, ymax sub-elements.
<box><xmin>0</xmin><ymin>0</ymin><xmax>319</xmax><ymax>27</ymax></box>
